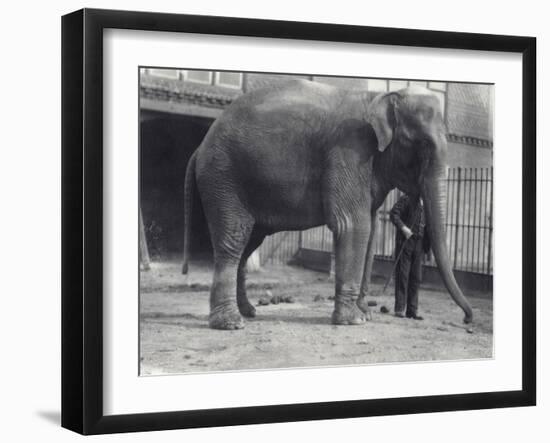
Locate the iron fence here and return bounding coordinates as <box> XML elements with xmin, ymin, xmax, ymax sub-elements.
<box><xmin>262</xmin><ymin>167</ymin><xmax>493</xmax><ymax>275</ymax></box>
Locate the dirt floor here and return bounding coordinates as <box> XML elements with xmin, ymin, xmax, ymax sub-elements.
<box><xmin>140</xmin><ymin>261</ymin><xmax>493</xmax><ymax>375</ymax></box>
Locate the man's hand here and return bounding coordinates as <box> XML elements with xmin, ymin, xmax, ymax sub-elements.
<box><xmin>401</xmin><ymin>226</ymin><xmax>413</xmax><ymax>239</ymax></box>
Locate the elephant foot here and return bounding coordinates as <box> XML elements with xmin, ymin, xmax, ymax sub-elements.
<box><xmin>209</xmin><ymin>306</ymin><xmax>245</xmax><ymax>330</ymax></box>
<box><xmin>238</xmin><ymin>300</ymin><xmax>257</xmax><ymax>318</ymax></box>
<box><xmin>332</xmin><ymin>297</ymin><xmax>368</xmax><ymax>325</ymax></box>
<box><xmin>356</xmin><ymin>296</ymin><xmax>373</xmax><ymax>320</ymax></box>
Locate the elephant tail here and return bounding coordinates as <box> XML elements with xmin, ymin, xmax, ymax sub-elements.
<box><xmin>182</xmin><ymin>152</ymin><xmax>197</xmax><ymax>275</ymax></box>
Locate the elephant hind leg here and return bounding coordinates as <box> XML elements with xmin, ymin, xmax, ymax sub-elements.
<box><xmin>204</xmin><ymin>203</ymin><xmax>255</xmax><ymax>330</ymax></box>
<box><xmin>237</xmin><ymin>228</ymin><xmax>267</xmax><ymax>318</ymax></box>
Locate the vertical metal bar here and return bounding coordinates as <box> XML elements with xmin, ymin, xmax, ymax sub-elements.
<box><xmin>461</xmin><ymin>168</ymin><xmax>470</xmax><ymax>269</ymax></box>
<box><xmin>449</xmin><ymin>169</ymin><xmax>456</xmax><ymax>266</ymax></box>
<box><xmin>445</xmin><ymin>167</ymin><xmax>451</xmax><ymax>266</ymax></box>
<box><xmin>476</xmin><ymin>168</ymin><xmax>483</xmax><ymax>273</ymax></box>
<box><xmin>462</xmin><ymin>168</ymin><xmax>472</xmax><ymax>269</ymax></box>
<box><xmin>466</xmin><ymin>168</ymin><xmax>473</xmax><ymax>271</ymax></box>
<box><xmin>472</xmin><ymin>168</ymin><xmax>478</xmax><ymax>272</ymax></box>
<box><xmin>480</xmin><ymin>168</ymin><xmax>484</xmax><ymax>273</ymax></box>
<box><xmin>462</xmin><ymin>168</ymin><xmax>468</xmax><ymax>270</ymax></box>
<box><xmin>445</xmin><ymin>168</ymin><xmax>452</xmax><ymax>266</ymax></box>
<box><xmin>453</xmin><ymin>167</ymin><xmax>461</xmax><ymax>268</ymax></box>
<box><xmin>478</xmin><ymin>168</ymin><xmax>483</xmax><ymax>272</ymax></box>
<box><xmin>468</xmin><ymin>168</ymin><xmax>476</xmax><ymax>271</ymax></box>
<box><xmin>487</xmin><ymin>167</ymin><xmax>494</xmax><ymax>274</ymax></box>
<box><xmin>483</xmin><ymin>168</ymin><xmax>489</xmax><ymax>274</ymax></box>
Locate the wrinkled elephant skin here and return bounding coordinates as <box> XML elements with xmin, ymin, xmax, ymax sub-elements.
<box><xmin>181</xmin><ymin>80</ymin><xmax>473</xmax><ymax>330</ymax></box>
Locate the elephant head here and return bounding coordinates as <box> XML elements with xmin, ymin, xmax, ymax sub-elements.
<box><xmin>367</xmin><ymin>86</ymin><xmax>473</xmax><ymax>323</ymax></box>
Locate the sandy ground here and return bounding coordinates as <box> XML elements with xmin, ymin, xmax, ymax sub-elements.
<box><xmin>140</xmin><ymin>261</ymin><xmax>493</xmax><ymax>375</ymax></box>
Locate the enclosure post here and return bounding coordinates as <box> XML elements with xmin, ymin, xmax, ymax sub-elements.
<box><xmin>139</xmin><ymin>208</ymin><xmax>151</xmax><ymax>271</ymax></box>
<box><xmin>487</xmin><ymin>167</ymin><xmax>494</xmax><ymax>275</ymax></box>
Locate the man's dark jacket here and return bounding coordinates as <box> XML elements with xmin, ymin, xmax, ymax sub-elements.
<box><xmin>389</xmin><ymin>195</ymin><xmax>431</xmax><ymax>254</ymax></box>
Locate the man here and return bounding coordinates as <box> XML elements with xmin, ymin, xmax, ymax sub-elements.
<box><xmin>390</xmin><ymin>194</ymin><xmax>431</xmax><ymax>320</ymax></box>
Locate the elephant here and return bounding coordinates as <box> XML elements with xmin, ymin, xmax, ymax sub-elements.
<box><xmin>181</xmin><ymin>79</ymin><xmax>473</xmax><ymax>330</ymax></box>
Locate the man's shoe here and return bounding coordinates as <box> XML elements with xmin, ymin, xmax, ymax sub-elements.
<box><xmin>407</xmin><ymin>314</ymin><xmax>424</xmax><ymax>320</ymax></box>
<box><xmin>394</xmin><ymin>312</ymin><xmax>405</xmax><ymax>318</ymax></box>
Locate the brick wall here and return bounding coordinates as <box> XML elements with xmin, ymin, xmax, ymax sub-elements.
<box><xmin>446</xmin><ymin>83</ymin><xmax>493</xmax><ymax>141</ymax></box>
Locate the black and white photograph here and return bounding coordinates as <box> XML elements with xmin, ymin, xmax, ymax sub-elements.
<box><xmin>138</xmin><ymin>69</ymin><xmax>494</xmax><ymax>375</ymax></box>
<box><xmin>0</xmin><ymin>0</ymin><xmax>545</xmax><ymax>439</ymax></box>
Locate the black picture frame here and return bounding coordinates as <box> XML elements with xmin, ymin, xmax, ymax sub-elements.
<box><xmin>61</xmin><ymin>8</ymin><xmax>536</xmax><ymax>435</ymax></box>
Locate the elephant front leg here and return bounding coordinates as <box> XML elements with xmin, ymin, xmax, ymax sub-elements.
<box><xmin>357</xmin><ymin>210</ymin><xmax>378</xmax><ymax>314</ymax></box>
<box><xmin>331</xmin><ymin>226</ymin><xmax>371</xmax><ymax>325</ymax></box>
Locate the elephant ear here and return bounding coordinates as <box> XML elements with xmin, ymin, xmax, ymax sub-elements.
<box><xmin>367</xmin><ymin>92</ymin><xmax>400</xmax><ymax>152</ymax></box>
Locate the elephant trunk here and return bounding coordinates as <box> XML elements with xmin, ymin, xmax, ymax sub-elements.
<box><xmin>422</xmin><ymin>163</ymin><xmax>473</xmax><ymax>324</ymax></box>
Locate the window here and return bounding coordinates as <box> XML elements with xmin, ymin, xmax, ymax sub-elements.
<box><xmin>368</xmin><ymin>79</ymin><xmax>388</xmax><ymax>92</ymax></box>
<box><xmin>429</xmin><ymin>81</ymin><xmax>447</xmax><ymax>91</ymax></box>
<box><xmin>147</xmin><ymin>68</ymin><xmax>180</xmax><ymax>79</ymax></box>
<box><xmin>215</xmin><ymin>72</ymin><xmax>243</xmax><ymax>89</ymax></box>
<box><xmin>184</xmin><ymin>70</ymin><xmax>213</xmax><ymax>84</ymax></box>
<box><xmin>389</xmin><ymin>80</ymin><xmax>408</xmax><ymax>91</ymax></box>
<box><xmin>409</xmin><ymin>80</ymin><xmax>428</xmax><ymax>88</ymax></box>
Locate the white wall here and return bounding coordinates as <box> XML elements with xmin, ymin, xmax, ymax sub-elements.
<box><xmin>0</xmin><ymin>1</ymin><xmax>546</xmax><ymax>442</ymax></box>
<box><xmin>447</xmin><ymin>142</ymin><xmax>493</xmax><ymax>167</ymax></box>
